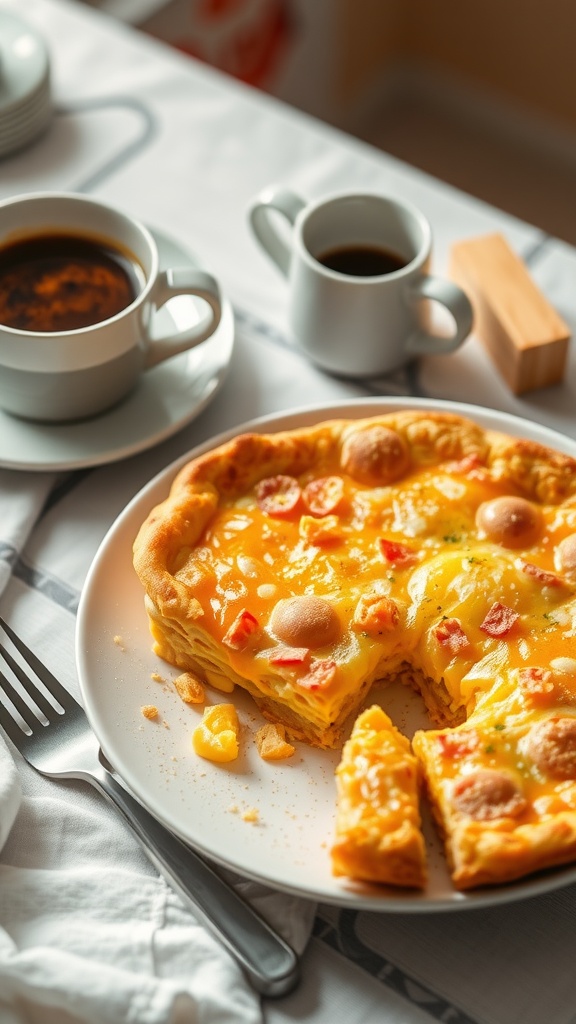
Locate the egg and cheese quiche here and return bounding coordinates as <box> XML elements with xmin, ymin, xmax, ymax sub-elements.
<box><xmin>133</xmin><ymin>410</ymin><xmax>576</xmax><ymax>891</ymax></box>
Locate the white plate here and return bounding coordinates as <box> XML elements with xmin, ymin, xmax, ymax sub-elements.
<box><xmin>0</xmin><ymin>229</ymin><xmax>234</xmax><ymax>471</ymax></box>
<box><xmin>76</xmin><ymin>397</ymin><xmax>576</xmax><ymax>911</ymax></box>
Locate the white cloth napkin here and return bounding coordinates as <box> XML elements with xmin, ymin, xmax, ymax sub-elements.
<box><xmin>0</xmin><ymin>736</ymin><xmax>315</xmax><ymax>1024</ymax></box>
<box><xmin>0</xmin><ymin>469</ymin><xmax>58</xmax><ymax>596</ymax></box>
<box><xmin>0</xmin><ymin>739</ymin><xmax>21</xmax><ymax>851</ymax></box>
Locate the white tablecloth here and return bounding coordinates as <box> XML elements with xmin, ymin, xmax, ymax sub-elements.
<box><xmin>0</xmin><ymin>2</ymin><xmax>575</xmax><ymax>1022</ymax></box>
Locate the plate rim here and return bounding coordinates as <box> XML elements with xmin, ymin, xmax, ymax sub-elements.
<box><xmin>76</xmin><ymin>396</ymin><xmax>576</xmax><ymax>912</ymax></box>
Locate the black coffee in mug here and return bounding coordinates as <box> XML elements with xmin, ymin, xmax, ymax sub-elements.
<box><xmin>0</xmin><ymin>232</ymin><xmax>143</xmax><ymax>332</ymax></box>
<box><xmin>317</xmin><ymin>243</ymin><xmax>408</xmax><ymax>277</ymax></box>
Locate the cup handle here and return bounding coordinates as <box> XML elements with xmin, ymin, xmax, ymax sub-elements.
<box><xmin>144</xmin><ymin>267</ymin><xmax>222</xmax><ymax>369</ymax></box>
<box><xmin>248</xmin><ymin>186</ymin><xmax>307</xmax><ymax>276</ymax></box>
<box><xmin>404</xmin><ymin>275</ymin><xmax>473</xmax><ymax>357</ymax></box>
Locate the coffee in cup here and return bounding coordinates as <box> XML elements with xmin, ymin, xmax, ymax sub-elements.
<box><xmin>0</xmin><ymin>231</ymin><xmax>145</xmax><ymax>334</ymax></box>
<box><xmin>317</xmin><ymin>243</ymin><xmax>407</xmax><ymax>277</ymax></box>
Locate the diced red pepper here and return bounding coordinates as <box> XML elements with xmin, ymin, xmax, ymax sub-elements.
<box><xmin>518</xmin><ymin>667</ymin><xmax>555</xmax><ymax>700</ymax></box>
<box><xmin>222</xmin><ymin>610</ymin><xmax>259</xmax><ymax>649</ymax></box>
<box><xmin>438</xmin><ymin>731</ymin><xmax>478</xmax><ymax>757</ymax></box>
<box><xmin>299</xmin><ymin>514</ymin><xmax>343</xmax><ymax>547</ymax></box>
<box><xmin>519</xmin><ymin>666</ymin><xmax>552</xmax><ymax>687</ymax></box>
<box><xmin>378</xmin><ymin>538</ymin><xmax>417</xmax><ymax>566</ymax></box>
<box><xmin>434</xmin><ymin>617</ymin><xmax>471</xmax><ymax>653</ymax></box>
<box><xmin>268</xmin><ymin>645</ymin><xmax>310</xmax><ymax>665</ymax></box>
<box><xmin>521</xmin><ymin>562</ymin><xmax>564</xmax><ymax>587</ymax></box>
<box><xmin>480</xmin><ymin>602</ymin><xmax>519</xmax><ymax>637</ymax></box>
<box><xmin>256</xmin><ymin>475</ymin><xmax>301</xmax><ymax>518</ymax></box>
<box><xmin>302</xmin><ymin>476</ymin><xmax>344</xmax><ymax>517</ymax></box>
<box><xmin>298</xmin><ymin>658</ymin><xmax>338</xmax><ymax>691</ymax></box>
<box><xmin>445</xmin><ymin>453</ymin><xmax>486</xmax><ymax>476</ymax></box>
<box><xmin>353</xmin><ymin>594</ymin><xmax>400</xmax><ymax>634</ymax></box>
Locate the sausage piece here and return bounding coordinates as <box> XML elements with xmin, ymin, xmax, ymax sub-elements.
<box><xmin>269</xmin><ymin>595</ymin><xmax>341</xmax><ymax>649</ymax></box>
<box><xmin>522</xmin><ymin>716</ymin><xmax>576</xmax><ymax>779</ymax></box>
<box><xmin>453</xmin><ymin>769</ymin><xmax>527</xmax><ymax>820</ymax></box>
<box><xmin>341</xmin><ymin>425</ymin><xmax>410</xmax><ymax>486</ymax></box>
<box><xmin>475</xmin><ymin>496</ymin><xmax>543</xmax><ymax>549</ymax></box>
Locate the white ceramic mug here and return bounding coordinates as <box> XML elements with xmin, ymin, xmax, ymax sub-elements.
<box><xmin>0</xmin><ymin>192</ymin><xmax>222</xmax><ymax>421</ymax></box>
<box><xmin>248</xmin><ymin>187</ymin><xmax>473</xmax><ymax>377</ymax></box>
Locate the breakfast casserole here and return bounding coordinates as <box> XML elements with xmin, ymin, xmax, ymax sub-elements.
<box><xmin>133</xmin><ymin>410</ymin><xmax>576</xmax><ymax>890</ymax></box>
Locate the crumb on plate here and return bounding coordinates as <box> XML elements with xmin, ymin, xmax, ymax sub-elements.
<box><xmin>255</xmin><ymin>722</ymin><xmax>295</xmax><ymax>761</ymax></box>
<box><xmin>241</xmin><ymin>807</ymin><xmax>260</xmax><ymax>823</ymax></box>
<box><xmin>174</xmin><ymin>671</ymin><xmax>205</xmax><ymax>704</ymax></box>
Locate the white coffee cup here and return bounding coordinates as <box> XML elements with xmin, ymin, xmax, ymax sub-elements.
<box><xmin>0</xmin><ymin>192</ymin><xmax>222</xmax><ymax>421</ymax></box>
<box><xmin>248</xmin><ymin>187</ymin><xmax>473</xmax><ymax>377</ymax></box>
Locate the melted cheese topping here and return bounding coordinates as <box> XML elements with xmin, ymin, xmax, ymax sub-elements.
<box><xmin>173</xmin><ymin>460</ymin><xmax>576</xmax><ymax>732</ymax></box>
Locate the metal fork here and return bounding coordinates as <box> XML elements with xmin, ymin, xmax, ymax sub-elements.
<box><xmin>0</xmin><ymin>616</ymin><xmax>299</xmax><ymax>997</ymax></box>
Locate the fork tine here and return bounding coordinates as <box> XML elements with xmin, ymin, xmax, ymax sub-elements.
<box><xmin>0</xmin><ymin>692</ymin><xmax>31</xmax><ymax>745</ymax></box>
<box><xmin>0</xmin><ymin>665</ymin><xmax>44</xmax><ymax>731</ymax></box>
<box><xmin>0</xmin><ymin>643</ymin><xmax>56</xmax><ymax>721</ymax></box>
<box><xmin>0</xmin><ymin>616</ymin><xmax>79</xmax><ymax>713</ymax></box>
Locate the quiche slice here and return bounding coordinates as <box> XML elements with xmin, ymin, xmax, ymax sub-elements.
<box><xmin>332</xmin><ymin>705</ymin><xmax>427</xmax><ymax>888</ymax></box>
<box><xmin>133</xmin><ymin>409</ymin><xmax>576</xmax><ymax>891</ymax></box>
<box><xmin>413</xmin><ymin>668</ymin><xmax>576</xmax><ymax>889</ymax></box>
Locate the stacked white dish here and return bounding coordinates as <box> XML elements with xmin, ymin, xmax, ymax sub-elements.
<box><xmin>0</xmin><ymin>11</ymin><xmax>52</xmax><ymax>159</ymax></box>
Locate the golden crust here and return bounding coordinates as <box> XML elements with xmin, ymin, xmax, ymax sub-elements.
<box><xmin>133</xmin><ymin>410</ymin><xmax>576</xmax><ymax>892</ymax></box>
<box><xmin>451</xmin><ymin>814</ymin><xmax>576</xmax><ymax>889</ymax></box>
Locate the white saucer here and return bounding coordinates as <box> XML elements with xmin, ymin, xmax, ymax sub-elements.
<box><xmin>0</xmin><ymin>99</ymin><xmax>52</xmax><ymax>154</ymax></box>
<box><xmin>0</xmin><ymin>228</ymin><xmax>234</xmax><ymax>472</ymax></box>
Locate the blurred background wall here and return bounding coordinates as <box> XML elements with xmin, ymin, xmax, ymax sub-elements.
<box><xmin>335</xmin><ymin>0</ymin><xmax>576</xmax><ymax>135</ymax></box>
<box><xmin>82</xmin><ymin>0</ymin><xmax>576</xmax><ymax>243</ymax></box>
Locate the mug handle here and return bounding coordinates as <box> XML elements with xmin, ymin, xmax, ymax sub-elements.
<box><xmin>248</xmin><ymin>186</ymin><xmax>307</xmax><ymax>276</ymax></box>
<box><xmin>404</xmin><ymin>276</ymin><xmax>473</xmax><ymax>357</ymax></box>
<box><xmin>144</xmin><ymin>267</ymin><xmax>222</xmax><ymax>369</ymax></box>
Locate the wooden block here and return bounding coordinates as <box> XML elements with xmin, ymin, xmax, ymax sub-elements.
<box><xmin>449</xmin><ymin>233</ymin><xmax>571</xmax><ymax>394</ymax></box>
